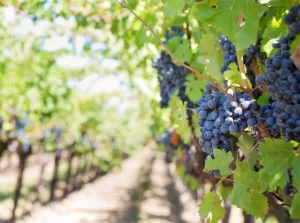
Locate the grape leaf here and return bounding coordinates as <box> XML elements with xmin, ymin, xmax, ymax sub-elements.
<box><xmin>219</xmin><ymin>185</ymin><xmax>233</xmax><ymax>199</ymax></box>
<box><xmin>237</xmin><ymin>133</ymin><xmax>254</xmax><ymax>156</ymax></box>
<box><xmin>262</xmin><ymin>17</ymin><xmax>288</xmax><ymax>40</ymax></box>
<box><xmin>192</xmin><ymin>112</ymin><xmax>201</xmax><ymax>138</ymax></box>
<box><xmin>169</xmin><ymin>95</ymin><xmax>191</xmax><ymax>143</ymax></box>
<box><xmin>170</xmin><ymin>95</ymin><xmax>188</xmax><ymax>120</ymax></box>
<box><xmin>261</xmin><ymin>38</ymin><xmax>277</xmax><ymax>56</ymax></box>
<box><xmin>198</xmin><ymin>192</ymin><xmax>225</xmax><ymax>223</ymax></box>
<box><xmin>167</xmin><ymin>37</ymin><xmax>192</xmax><ymax>63</ymax></box>
<box><xmin>236</xmin><ymin>133</ymin><xmax>257</xmax><ymax>168</ymax></box>
<box><xmin>292</xmin><ymin>157</ymin><xmax>300</xmax><ymax>191</ymax></box>
<box><xmin>258</xmin><ymin>0</ymin><xmax>289</xmax><ymax>6</ymax></box>
<box><xmin>207</xmin><ymin>0</ymin><xmax>267</xmax><ymax>51</ymax></box>
<box><xmin>204</xmin><ymin>149</ymin><xmax>233</xmax><ymax>176</ymax></box>
<box><xmin>224</xmin><ymin>64</ymin><xmax>252</xmax><ymax>89</ymax></box>
<box><xmin>234</xmin><ymin>161</ymin><xmax>268</xmax><ymax>192</ymax></box>
<box><xmin>290</xmin><ymin>36</ymin><xmax>300</xmax><ymax>54</ymax></box>
<box><xmin>185</xmin><ymin>175</ymin><xmax>199</xmax><ymax>190</ymax></box>
<box><xmin>191</xmin><ymin>3</ymin><xmax>215</xmax><ymax>22</ymax></box>
<box><xmin>291</xmin><ymin>193</ymin><xmax>300</xmax><ymax>219</ymax></box>
<box><xmin>176</xmin><ymin>164</ymin><xmax>186</xmax><ymax>178</ymax></box>
<box><xmin>163</xmin><ymin>0</ymin><xmax>185</xmax><ymax>14</ymax></box>
<box><xmin>185</xmin><ymin>74</ymin><xmax>206</xmax><ymax>103</ymax></box>
<box><xmin>244</xmin><ymin>192</ymin><xmax>269</xmax><ymax>218</ymax></box>
<box><xmin>199</xmin><ymin>192</ymin><xmax>215</xmax><ymax>218</ymax></box>
<box><xmin>197</xmin><ymin>33</ymin><xmax>223</xmax><ymax>81</ymax></box>
<box><xmin>228</xmin><ymin>182</ymin><xmax>251</xmax><ymax>209</ymax></box>
<box><xmin>127</xmin><ymin>0</ymin><xmax>137</xmax><ymax>9</ymax></box>
<box><xmin>197</xmin><ymin>55</ymin><xmax>222</xmax><ymax>81</ymax></box>
<box><xmin>258</xmin><ymin>139</ymin><xmax>295</xmax><ymax>191</ymax></box>
<box><xmin>257</xmin><ymin>94</ymin><xmax>270</xmax><ymax>106</ymax></box>
<box><xmin>211</xmin><ymin>204</ymin><xmax>226</xmax><ymax>223</ymax></box>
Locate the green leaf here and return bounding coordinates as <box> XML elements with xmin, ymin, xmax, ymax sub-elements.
<box><xmin>186</xmin><ymin>175</ymin><xmax>200</xmax><ymax>190</ymax></box>
<box><xmin>197</xmin><ymin>33</ymin><xmax>223</xmax><ymax>81</ymax></box>
<box><xmin>204</xmin><ymin>149</ymin><xmax>233</xmax><ymax>176</ymax></box>
<box><xmin>211</xmin><ymin>203</ymin><xmax>226</xmax><ymax>223</ymax></box>
<box><xmin>169</xmin><ymin>95</ymin><xmax>191</xmax><ymax>143</ymax></box>
<box><xmin>224</xmin><ymin>64</ymin><xmax>252</xmax><ymax>89</ymax></box>
<box><xmin>258</xmin><ymin>0</ymin><xmax>289</xmax><ymax>6</ymax></box>
<box><xmin>262</xmin><ymin>17</ymin><xmax>288</xmax><ymax>40</ymax></box>
<box><xmin>164</xmin><ymin>0</ymin><xmax>185</xmax><ymax>14</ymax></box>
<box><xmin>219</xmin><ymin>185</ymin><xmax>233</xmax><ymax>199</ymax></box>
<box><xmin>191</xmin><ymin>3</ymin><xmax>215</xmax><ymax>22</ymax></box>
<box><xmin>197</xmin><ymin>55</ymin><xmax>222</xmax><ymax>81</ymax></box>
<box><xmin>208</xmin><ymin>0</ymin><xmax>267</xmax><ymax>51</ymax></box>
<box><xmin>167</xmin><ymin>37</ymin><xmax>192</xmax><ymax>63</ymax></box>
<box><xmin>290</xmin><ymin>36</ymin><xmax>300</xmax><ymax>54</ymax></box>
<box><xmin>127</xmin><ymin>0</ymin><xmax>137</xmax><ymax>9</ymax></box>
<box><xmin>199</xmin><ymin>192</ymin><xmax>215</xmax><ymax>218</ymax></box>
<box><xmin>192</xmin><ymin>112</ymin><xmax>201</xmax><ymax>138</ymax></box>
<box><xmin>245</xmin><ymin>192</ymin><xmax>269</xmax><ymax>218</ymax></box>
<box><xmin>237</xmin><ymin>133</ymin><xmax>254</xmax><ymax>157</ymax></box>
<box><xmin>234</xmin><ymin>161</ymin><xmax>268</xmax><ymax>192</ymax></box>
<box><xmin>237</xmin><ymin>133</ymin><xmax>257</xmax><ymax>168</ymax></box>
<box><xmin>292</xmin><ymin>156</ymin><xmax>300</xmax><ymax>191</ymax></box>
<box><xmin>261</xmin><ymin>38</ymin><xmax>278</xmax><ymax>56</ymax></box>
<box><xmin>198</xmin><ymin>192</ymin><xmax>225</xmax><ymax>223</ymax></box>
<box><xmin>259</xmin><ymin>139</ymin><xmax>295</xmax><ymax>191</ymax></box>
<box><xmin>228</xmin><ymin>182</ymin><xmax>251</xmax><ymax>209</ymax></box>
<box><xmin>257</xmin><ymin>94</ymin><xmax>270</xmax><ymax>106</ymax></box>
<box><xmin>176</xmin><ymin>164</ymin><xmax>186</xmax><ymax>178</ymax></box>
<box><xmin>185</xmin><ymin>74</ymin><xmax>206</xmax><ymax>102</ymax></box>
<box><xmin>170</xmin><ymin>95</ymin><xmax>188</xmax><ymax>120</ymax></box>
<box><xmin>291</xmin><ymin>193</ymin><xmax>300</xmax><ymax>219</ymax></box>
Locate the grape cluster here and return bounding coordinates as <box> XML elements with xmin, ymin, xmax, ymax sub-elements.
<box><xmin>52</xmin><ymin>125</ymin><xmax>63</xmax><ymax>143</ymax></box>
<box><xmin>256</xmin><ymin>102</ymin><xmax>280</xmax><ymax>137</ymax></box>
<box><xmin>197</xmin><ymin>83</ymin><xmax>259</xmax><ymax>154</ymax></box>
<box><xmin>219</xmin><ymin>35</ymin><xmax>237</xmax><ymax>73</ymax></box>
<box><xmin>283</xmin><ymin>5</ymin><xmax>300</xmax><ymax>36</ymax></box>
<box><xmin>16</xmin><ymin>115</ymin><xmax>28</xmax><ymax>138</ymax></box>
<box><xmin>255</xmin><ymin>35</ymin><xmax>300</xmax><ymax>140</ymax></box>
<box><xmin>283</xmin><ymin>182</ymin><xmax>296</xmax><ymax>198</ymax></box>
<box><xmin>152</xmin><ymin>27</ymin><xmax>194</xmax><ymax>109</ymax></box>
<box><xmin>219</xmin><ymin>35</ymin><xmax>265</xmax><ymax>73</ymax></box>
<box><xmin>165</xmin><ymin>26</ymin><xmax>184</xmax><ymax>40</ymax></box>
<box><xmin>244</xmin><ymin>37</ymin><xmax>265</xmax><ymax>64</ymax></box>
<box><xmin>153</xmin><ymin>51</ymin><xmax>190</xmax><ymax>107</ymax></box>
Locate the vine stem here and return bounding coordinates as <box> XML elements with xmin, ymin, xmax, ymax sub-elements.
<box><xmin>237</xmin><ymin>13</ymin><xmax>253</xmax><ymax>98</ymax></box>
<box><xmin>116</xmin><ymin>0</ymin><xmax>235</xmax><ymax>101</ymax></box>
<box><xmin>251</xmin><ymin>57</ymin><xmax>261</xmax><ymax>77</ymax></box>
<box><xmin>237</xmin><ymin>52</ymin><xmax>254</xmax><ymax>98</ymax></box>
<box><xmin>214</xmin><ymin>175</ymin><xmax>234</xmax><ymax>183</ymax></box>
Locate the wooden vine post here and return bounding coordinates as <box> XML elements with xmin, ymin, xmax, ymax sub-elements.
<box><xmin>49</xmin><ymin>148</ymin><xmax>62</xmax><ymax>202</ymax></box>
<box><xmin>11</xmin><ymin>141</ymin><xmax>32</xmax><ymax>222</ymax></box>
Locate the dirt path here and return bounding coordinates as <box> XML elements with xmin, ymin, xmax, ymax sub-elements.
<box><xmin>16</xmin><ymin>147</ymin><xmax>200</xmax><ymax>223</ymax></box>
<box><xmin>139</xmin><ymin>153</ymin><xmax>199</xmax><ymax>223</ymax></box>
<box><xmin>17</xmin><ymin>147</ymin><xmax>155</xmax><ymax>223</ymax></box>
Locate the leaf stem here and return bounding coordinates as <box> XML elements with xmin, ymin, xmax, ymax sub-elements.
<box><xmin>237</xmin><ymin>51</ymin><xmax>254</xmax><ymax>98</ymax></box>
<box><xmin>116</xmin><ymin>0</ymin><xmax>235</xmax><ymax>101</ymax></box>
